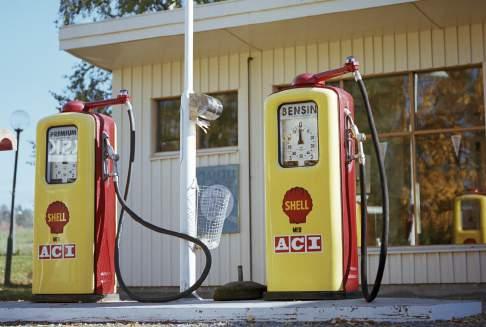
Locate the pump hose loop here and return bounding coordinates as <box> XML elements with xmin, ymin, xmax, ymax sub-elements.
<box><xmin>114</xmin><ymin>107</ymin><xmax>212</xmax><ymax>303</ymax></box>
<box><xmin>355</xmin><ymin>74</ymin><xmax>389</xmax><ymax>303</ymax></box>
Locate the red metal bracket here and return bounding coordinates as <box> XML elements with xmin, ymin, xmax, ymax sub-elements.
<box><xmin>62</xmin><ymin>91</ymin><xmax>131</xmax><ymax>113</ymax></box>
<box><xmin>83</xmin><ymin>94</ymin><xmax>130</xmax><ymax>112</ymax></box>
<box><xmin>292</xmin><ymin>56</ymin><xmax>360</xmax><ymax>87</ymax></box>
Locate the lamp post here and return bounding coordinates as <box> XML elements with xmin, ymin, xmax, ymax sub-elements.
<box><xmin>3</xmin><ymin>110</ymin><xmax>29</xmax><ymax>286</ymax></box>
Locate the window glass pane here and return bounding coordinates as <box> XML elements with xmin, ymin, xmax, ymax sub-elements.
<box><xmin>415</xmin><ymin>67</ymin><xmax>485</xmax><ymax>130</ymax></box>
<box><xmin>198</xmin><ymin>92</ymin><xmax>238</xmax><ymax>149</ymax></box>
<box><xmin>157</xmin><ymin>98</ymin><xmax>180</xmax><ymax>152</ymax></box>
<box><xmin>344</xmin><ymin>75</ymin><xmax>410</xmax><ymax>134</ymax></box>
<box><xmin>416</xmin><ymin>131</ymin><xmax>486</xmax><ymax>245</ymax></box>
<box><xmin>156</xmin><ymin>92</ymin><xmax>238</xmax><ymax>152</ymax></box>
<box><xmin>360</xmin><ymin>137</ymin><xmax>412</xmax><ymax>246</ymax></box>
<box><xmin>461</xmin><ymin>200</ymin><xmax>481</xmax><ymax>230</ymax></box>
<box><xmin>46</xmin><ymin>126</ymin><xmax>78</xmax><ymax>184</ymax></box>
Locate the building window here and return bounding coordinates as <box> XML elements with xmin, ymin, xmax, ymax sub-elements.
<box><xmin>343</xmin><ymin>66</ymin><xmax>485</xmax><ymax>247</ymax></box>
<box><xmin>414</xmin><ymin>67</ymin><xmax>485</xmax><ymax>245</ymax></box>
<box><xmin>344</xmin><ymin>75</ymin><xmax>412</xmax><ymax>247</ymax></box>
<box><xmin>156</xmin><ymin>91</ymin><xmax>238</xmax><ymax>152</ymax></box>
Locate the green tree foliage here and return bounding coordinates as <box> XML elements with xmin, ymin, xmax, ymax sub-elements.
<box><xmin>52</xmin><ymin>0</ymin><xmax>225</xmax><ymax>110</ymax></box>
<box><xmin>0</xmin><ymin>204</ymin><xmax>9</xmax><ymax>225</ymax></box>
<box><xmin>0</xmin><ymin>204</ymin><xmax>33</xmax><ymax>228</ymax></box>
<box><xmin>50</xmin><ymin>61</ymin><xmax>111</xmax><ymax>112</ymax></box>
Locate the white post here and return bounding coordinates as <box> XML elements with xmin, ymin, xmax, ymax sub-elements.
<box><xmin>180</xmin><ymin>0</ymin><xmax>197</xmax><ymax>293</ymax></box>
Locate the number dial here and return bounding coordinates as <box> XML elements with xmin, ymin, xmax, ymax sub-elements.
<box><xmin>46</xmin><ymin>126</ymin><xmax>78</xmax><ymax>184</ymax></box>
<box><xmin>279</xmin><ymin>101</ymin><xmax>319</xmax><ymax>167</ymax></box>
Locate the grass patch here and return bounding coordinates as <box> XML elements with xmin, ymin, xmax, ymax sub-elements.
<box><xmin>0</xmin><ymin>227</ymin><xmax>33</xmax><ymax>300</ymax></box>
<box><xmin>0</xmin><ymin>255</ymin><xmax>33</xmax><ymax>301</ymax></box>
<box><xmin>0</xmin><ymin>284</ymin><xmax>32</xmax><ymax>301</ymax></box>
<box><xmin>0</xmin><ymin>227</ymin><xmax>33</xmax><ymax>256</ymax></box>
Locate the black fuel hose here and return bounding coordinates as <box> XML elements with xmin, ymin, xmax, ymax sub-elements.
<box><xmin>114</xmin><ymin>108</ymin><xmax>212</xmax><ymax>303</ymax></box>
<box><xmin>356</xmin><ymin>77</ymin><xmax>389</xmax><ymax>302</ymax></box>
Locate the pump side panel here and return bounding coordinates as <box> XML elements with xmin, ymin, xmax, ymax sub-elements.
<box><xmin>264</xmin><ymin>87</ymin><xmax>343</xmax><ymax>292</ymax></box>
<box><xmin>92</xmin><ymin>114</ymin><xmax>116</xmax><ymax>294</ymax></box>
<box><xmin>331</xmin><ymin>87</ymin><xmax>359</xmax><ymax>292</ymax></box>
<box><xmin>33</xmin><ymin>113</ymin><xmax>96</xmax><ymax>294</ymax></box>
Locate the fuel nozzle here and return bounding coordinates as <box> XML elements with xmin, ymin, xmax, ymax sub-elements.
<box><xmin>344</xmin><ymin>108</ymin><xmax>366</xmax><ymax>165</ymax></box>
<box><xmin>102</xmin><ymin>133</ymin><xmax>120</xmax><ymax>181</ymax></box>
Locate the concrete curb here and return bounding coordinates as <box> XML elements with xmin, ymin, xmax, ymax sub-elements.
<box><xmin>0</xmin><ymin>298</ymin><xmax>481</xmax><ymax>323</ymax></box>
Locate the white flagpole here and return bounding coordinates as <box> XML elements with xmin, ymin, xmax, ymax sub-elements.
<box><xmin>180</xmin><ymin>0</ymin><xmax>196</xmax><ymax>293</ymax></box>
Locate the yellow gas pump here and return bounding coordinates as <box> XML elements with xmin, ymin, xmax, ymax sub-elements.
<box><xmin>32</xmin><ymin>98</ymin><xmax>119</xmax><ymax>301</ymax></box>
<box><xmin>264</xmin><ymin>57</ymin><xmax>389</xmax><ymax>302</ymax></box>
<box><xmin>453</xmin><ymin>192</ymin><xmax>486</xmax><ymax>244</ymax></box>
<box><xmin>33</xmin><ymin>91</ymin><xmax>223</xmax><ymax>303</ymax></box>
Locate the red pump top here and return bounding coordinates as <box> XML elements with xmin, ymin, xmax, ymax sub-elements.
<box><xmin>62</xmin><ymin>100</ymin><xmax>85</xmax><ymax>113</ymax></box>
<box><xmin>291</xmin><ymin>56</ymin><xmax>360</xmax><ymax>87</ymax></box>
<box><xmin>62</xmin><ymin>91</ymin><xmax>131</xmax><ymax>113</ymax></box>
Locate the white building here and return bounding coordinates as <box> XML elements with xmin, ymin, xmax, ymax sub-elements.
<box><xmin>60</xmin><ymin>0</ymin><xmax>486</xmax><ymax>289</ymax></box>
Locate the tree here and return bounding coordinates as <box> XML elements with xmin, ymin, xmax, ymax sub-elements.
<box><xmin>0</xmin><ymin>204</ymin><xmax>9</xmax><ymax>225</ymax></box>
<box><xmin>15</xmin><ymin>205</ymin><xmax>33</xmax><ymax>228</ymax></box>
<box><xmin>52</xmin><ymin>0</ymin><xmax>225</xmax><ymax>110</ymax></box>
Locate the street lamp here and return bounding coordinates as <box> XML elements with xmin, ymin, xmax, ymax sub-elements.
<box><xmin>4</xmin><ymin>110</ymin><xmax>29</xmax><ymax>286</ymax></box>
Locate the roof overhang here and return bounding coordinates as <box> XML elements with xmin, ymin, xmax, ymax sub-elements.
<box><xmin>59</xmin><ymin>0</ymin><xmax>486</xmax><ymax>71</ymax></box>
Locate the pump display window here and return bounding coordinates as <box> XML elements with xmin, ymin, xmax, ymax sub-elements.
<box><xmin>344</xmin><ymin>66</ymin><xmax>485</xmax><ymax>246</ymax></box>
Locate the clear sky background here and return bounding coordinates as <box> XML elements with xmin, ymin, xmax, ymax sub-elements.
<box><xmin>0</xmin><ymin>2</ymin><xmax>79</xmax><ymax>209</ymax></box>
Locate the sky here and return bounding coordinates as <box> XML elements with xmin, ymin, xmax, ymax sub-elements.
<box><xmin>0</xmin><ymin>2</ymin><xmax>79</xmax><ymax>209</ymax></box>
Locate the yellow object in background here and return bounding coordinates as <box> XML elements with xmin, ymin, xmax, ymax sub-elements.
<box><xmin>453</xmin><ymin>193</ymin><xmax>486</xmax><ymax>244</ymax></box>
<box><xmin>33</xmin><ymin>113</ymin><xmax>96</xmax><ymax>294</ymax></box>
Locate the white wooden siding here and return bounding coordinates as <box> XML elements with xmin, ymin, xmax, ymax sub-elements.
<box><xmin>114</xmin><ymin>23</ymin><xmax>486</xmax><ymax>286</ymax></box>
<box><xmin>112</xmin><ymin>53</ymin><xmax>251</xmax><ymax>286</ymax></box>
<box><xmin>363</xmin><ymin>246</ymin><xmax>486</xmax><ymax>284</ymax></box>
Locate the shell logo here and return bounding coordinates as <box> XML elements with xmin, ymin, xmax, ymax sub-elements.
<box><xmin>282</xmin><ymin>187</ymin><xmax>313</xmax><ymax>224</ymax></box>
<box><xmin>45</xmin><ymin>201</ymin><xmax>70</xmax><ymax>234</ymax></box>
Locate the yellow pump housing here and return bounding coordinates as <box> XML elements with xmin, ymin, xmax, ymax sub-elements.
<box><xmin>264</xmin><ymin>85</ymin><xmax>358</xmax><ymax>299</ymax></box>
<box><xmin>453</xmin><ymin>193</ymin><xmax>486</xmax><ymax>244</ymax></box>
<box><xmin>33</xmin><ymin>113</ymin><xmax>96</xmax><ymax>295</ymax></box>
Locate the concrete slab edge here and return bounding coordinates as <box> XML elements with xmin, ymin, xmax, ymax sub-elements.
<box><xmin>0</xmin><ymin>300</ymin><xmax>481</xmax><ymax>323</ymax></box>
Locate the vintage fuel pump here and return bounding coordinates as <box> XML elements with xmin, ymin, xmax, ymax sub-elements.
<box><xmin>264</xmin><ymin>57</ymin><xmax>389</xmax><ymax>302</ymax></box>
<box><xmin>32</xmin><ymin>91</ymin><xmax>221</xmax><ymax>302</ymax></box>
<box><xmin>453</xmin><ymin>191</ymin><xmax>486</xmax><ymax>244</ymax></box>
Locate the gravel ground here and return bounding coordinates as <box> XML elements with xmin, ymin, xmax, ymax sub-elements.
<box><xmin>1</xmin><ymin>314</ymin><xmax>486</xmax><ymax>327</ymax></box>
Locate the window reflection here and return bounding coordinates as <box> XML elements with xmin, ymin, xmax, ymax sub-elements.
<box><xmin>415</xmin><ymin>132</ymin><xmax>486</xmax><ymax>245</ymax></box>
<box><xmin>415</xmin><ymin>67</ymin><xmax>485</xmax><ymax>130</ymax></box>
<box><xmin>344</xmin><ymin>75</ymin><xmax>410</xmax><ymax>134</ymax></box>
<box><xmin>157</xmin><ymin>97</ymin><xmax>180</xmax><ymax>152</ymax></box>
<box><xmin>360</xmin><ymin>137</ymin><xmax>412</xmax><ymax>246</ymax></box>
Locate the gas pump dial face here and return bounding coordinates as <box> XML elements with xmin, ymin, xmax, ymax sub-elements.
<box><xmin>46</xmin><ymin>126</ymin><xmax>78</xmax><ymax>184</ymax></box>
<box><xmin>279</xmin><ymin>101</ymin><xmax>319</xmax><ymax>167</ymax></box>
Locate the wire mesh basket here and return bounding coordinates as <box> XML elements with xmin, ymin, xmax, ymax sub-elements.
<box><xmin>197</xmin><ymin>184</ymin><xmax>232</xmax><ymax>250</ymax></box>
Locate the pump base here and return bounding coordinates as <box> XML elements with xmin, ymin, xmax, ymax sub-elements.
<box><xmin>31</xmin><ymin>293</ymin><xmax>117</xmax><ymax>303</ymax></box>
<box><xmin>264</xmin><ymin>291</ymin><xmax>361</xmax><ymax>301</ymax></box>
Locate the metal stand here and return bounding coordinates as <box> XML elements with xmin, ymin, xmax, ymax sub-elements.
<box><xmin>3</xmin><ymin>129</ymin><xmax>21</xmax><ymax>286</ymax></box>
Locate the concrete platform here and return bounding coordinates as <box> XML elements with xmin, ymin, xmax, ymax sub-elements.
<box><xmin>0</xmin><ymin>298</ymin><xmax>481</xmax><ymax>324</ymax></box>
